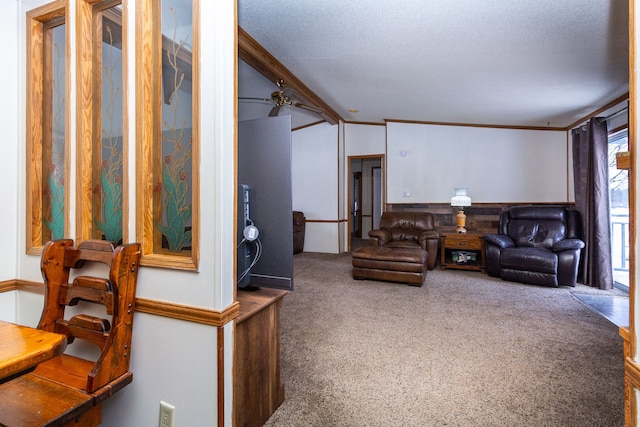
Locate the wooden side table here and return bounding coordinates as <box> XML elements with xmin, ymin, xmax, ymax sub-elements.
<box><xmin>440</xmin><ymin>231</ymin><xmax>485</xmax><ymax>272</ymax></box>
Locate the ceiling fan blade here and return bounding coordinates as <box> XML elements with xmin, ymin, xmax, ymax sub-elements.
<box><xmin>238</xmin><ymin>97</ymin><xmax>272</xmax><ymax>102</ymax></box>
<box><xmin>239</xmin><ymin>78</ymin><xmax>324</xmax><ymax>118</ymax></box>
<box><xmin>292</xmin><ymin>101</ymin><xmax>324</xmax><ymax>114</ymax></box>
<box><xmin>269</xmin><ymin>105</ymin><xmax>282</xmax><ymax>117</ymax></box>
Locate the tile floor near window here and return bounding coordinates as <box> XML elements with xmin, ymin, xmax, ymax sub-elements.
<box><xmin>572</xmin><ymin>293</ymin><xmax>629</xmax><ymax>328</ymax></box>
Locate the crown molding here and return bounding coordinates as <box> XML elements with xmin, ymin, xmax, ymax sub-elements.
<box><xmin>238</xmin><ymin>27</ymin><xmax>342</xmax><ymax>125</ymax></box>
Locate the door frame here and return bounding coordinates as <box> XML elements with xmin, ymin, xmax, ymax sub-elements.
<box><xmin>347</xmin><ymin>155</ymin><xmax>384</xmax><ymax>251</ymax></box>
<box><xmin>351</xmin><ymin>171</ymin><xmax>362</xmax><ymax>238</ymax></box>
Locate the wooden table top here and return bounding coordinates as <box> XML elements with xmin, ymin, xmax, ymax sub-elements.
<box><xmin>0</xmin><ymin>320</ymin><xmax>67</xmax><ymax>382</ymax></box>
<box><xmin>439</xmin><ymin>229</ymin><xmax>485</xmax><ymax>238</ymax></box>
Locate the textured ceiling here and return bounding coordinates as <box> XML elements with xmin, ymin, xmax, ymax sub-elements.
<box><xmin>237</xmin><ymin>0</ymin><xmax>628</xmax><ymax>128</ymax></box>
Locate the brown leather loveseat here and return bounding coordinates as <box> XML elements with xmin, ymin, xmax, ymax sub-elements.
<box><xmin>368</xmin><ymin>212</ymin><xmax>439</xmax><ymax>270</ymax></box>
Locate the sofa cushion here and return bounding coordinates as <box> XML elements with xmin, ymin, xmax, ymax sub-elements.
<box><xmin>501</xmin><ymin>269</ymin><xmax>558</xmax><ymax>287</ymax></box>
<box><xmin>507</xmin><ymin>220</ymin><xmax>566</xmax><ymax>249</ymax></box>
<box><xmin>384</xmin><ymin>240</ymin><xmax>421</xmax><ymax>249</ymax></box>
<box><xmin>509</xmin><ymin>206</ymin><xmax>566</xmax><ymax>221</ymax></box>
<box><xmin>501</xmin><ymin>247</ymin><xmax>557</xmax><ymax>274</ymax></box>
<box><xmin>352</xmin><ymin>246</ymin><xmax>427</xmax><ymax>264</ymax></box>
<box><xmin>379</xmin><ymin>212</ymin><xmax>434</xmax><ymax>230</ymax></box>
<box><xmin>388</xmin><ymin>229</ymin><xmax>421</xmax><ymax>244</ymax></box>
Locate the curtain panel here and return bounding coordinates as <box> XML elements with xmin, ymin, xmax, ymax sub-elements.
<box><xmin>571</xmin><ymin>118</ymin><xmax>613</xmax><ymax>289</ymax></box>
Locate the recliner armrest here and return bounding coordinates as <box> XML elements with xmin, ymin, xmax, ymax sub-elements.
<box><xmin>552</xmin><ymin>238</ymin><xmax>585</xmax><ymax>252</ymax></box>
<box><xmin>419</xmin><ymin>229</ymin><xmax>439</xmax><ymax>241</ymax></box>
<box><xmin>483</xmin><ymin>234</ymin><xmax>515</xmax><ymax>249</ymax></box>
<box><xmin>369</xmin><ymin>229</ymin><xmax>391</xmax><ymax>246</ymax></box>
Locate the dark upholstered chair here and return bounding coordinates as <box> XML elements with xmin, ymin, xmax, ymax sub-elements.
<box><xmin>368</xmin><ymin>212</ymin><xmax>439</xmax><ymax>270</ymax></box>
<box><xmin>483</xmin><ymin>206</ymin><xmax>585</xmax><ymax>287</ymax></box>
<box><xmin>293</xmin><ymin>211</ymin><xmax>305</xmax><ymax>254</ymax></box>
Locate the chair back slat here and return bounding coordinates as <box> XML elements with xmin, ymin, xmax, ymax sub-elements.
<box><xmin>37</xmin><ymin>239</ymin><xmax>141</xmax><ymax>394</ymax></box>
<box><xmin>53</xmin><ymin>314</ymin><xmax>110</xmax><ymax>347</ymax></box>
<box><xmin>61</xmin><ymin>277</ymin><xmax>114</xmax><ymax>313</ymax></box>
<box><xmin>64</xmin><ymin>241</ymin><xmax>115</xmax><ymax>267</ymax></box>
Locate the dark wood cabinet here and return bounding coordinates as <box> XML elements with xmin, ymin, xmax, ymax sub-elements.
<box><xmin>234</xmin><ymin>288</ymin><xmax>287</xmax><ymax>427</ymax></box>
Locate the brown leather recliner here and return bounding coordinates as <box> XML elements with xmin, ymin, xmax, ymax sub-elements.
<box><xmin>293</xmin><ymin>211</ymin><xmax>305</xmax><ymax>254</ymax></box>
<box><xmin>368</xmin><ymin>212</ymin><xmax>439</xmax><ymax>270</ymax></box>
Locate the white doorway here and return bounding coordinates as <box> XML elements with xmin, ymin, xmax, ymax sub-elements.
<box><xmin>348</xmin><ymin>155</ymin><xmax>383</xmax><ymax>250</ymax></box>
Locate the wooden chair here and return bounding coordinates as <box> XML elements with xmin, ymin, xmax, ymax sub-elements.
<box><xmin>0</xmin><ymin>239</ymin><xmax>141</xmax><ymax>427</ymax></box>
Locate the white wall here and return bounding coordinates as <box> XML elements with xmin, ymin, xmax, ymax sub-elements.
<box><xmin>0</xmin><ymin>292</ymin><xmax>16</xmax><ymax>322</ymax></box>
<box><xmin>12</xmin><ymin>1</ymin><xmax>237</xmax><ymax>426</ymax></box>
<box><xmin>345</xmin><ymin>123</ymin><xmax>386</xmax><ymax>156</ymax></box>
<box><xmin>292</xmin><ymin>122</ymin><xmax>340</xmax><ymax>253</ymax></box>
<box><xmin>386</xmin><ymin>122</ymin><xmax>569</xmax><ymax>203</ymax></box>
<box><xmin>0</xmin><ymin>0</ymin><xmax>19</xmax><ymax>282</ymax></box>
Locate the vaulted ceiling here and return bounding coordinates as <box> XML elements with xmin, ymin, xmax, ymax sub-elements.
<box><xmin>237</xmin><ymin>0</ymin><xmax>629</xmax><ymax>129</ymax></box>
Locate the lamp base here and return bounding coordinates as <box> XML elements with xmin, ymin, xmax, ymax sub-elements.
<box><xmin>456</xmin><ymin>210</ymin><xmax>467</xmax><ymax>234</ymax></box>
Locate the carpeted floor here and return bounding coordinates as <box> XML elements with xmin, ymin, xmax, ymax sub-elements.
<box><xmin>264</xmin><ymin>252</ymin><xmax>625</xmax><ymax>427</ymax></box>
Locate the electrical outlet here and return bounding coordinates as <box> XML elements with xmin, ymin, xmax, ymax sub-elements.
<box><xmin>159</xmin><ymin>401</ymin><xmax>175</xmax><ymax>427</ymax></box>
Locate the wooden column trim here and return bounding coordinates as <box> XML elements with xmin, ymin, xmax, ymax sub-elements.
<box><xmin>626</xmin><ymin>0</ymin><xmax>637</xmax><ymax>425</ymax></box>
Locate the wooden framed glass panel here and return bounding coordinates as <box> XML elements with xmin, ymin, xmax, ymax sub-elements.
<box><xmin>76</xmin><ymin>0</ymin><xmax>127</xmax><ymax>244</ymax></box>
<box><xmin>26</xmin><ymin>1</ymin><xmax>68</xmax><ymax>254</ymax></box>
<box><xmin>137</xmin><ymin>0</ymin><xmax>199</xmax><ymax>270</ymax></box>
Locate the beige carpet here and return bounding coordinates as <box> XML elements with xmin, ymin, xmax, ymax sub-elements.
<box><xmin>264</xmin><ymin>252</ymin><xmax>625</xmax><ymax>427</ymax></box>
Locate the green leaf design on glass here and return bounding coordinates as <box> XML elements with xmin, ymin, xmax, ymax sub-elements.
<box><xmin>95</xmin><ymin>166</ymin><xmax>122</xmax><ymax>243</ymax></box>
<box><xmin>157</xmin><ymin>160</ymin><xmax>192</xmax><ymax>252</ymax></box>
<box><xmin>44</xmin><ymin>172</ymin><xmax>64</xmax><ymax>239</ymax></box>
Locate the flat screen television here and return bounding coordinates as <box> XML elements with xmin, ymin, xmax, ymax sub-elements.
<box><xmin>237</xmin><ymin>116</ymin><xmax>294</xmax><ymax>290</ymax></box>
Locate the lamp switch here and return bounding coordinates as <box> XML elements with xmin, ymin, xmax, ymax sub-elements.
<box><xmin>403</xmin><ymin>191</ymin><xmax>411</xmax><ymax>198</ymax></box>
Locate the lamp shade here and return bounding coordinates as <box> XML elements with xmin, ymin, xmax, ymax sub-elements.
<box><xmin>451</xmin><ymin>188</ymin><xmax>471</xmax><ymax>207</ymax></box>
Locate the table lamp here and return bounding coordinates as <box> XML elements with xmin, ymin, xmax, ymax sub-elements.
<box><xmin>451</xmin><ymin>188</ymin><xmax>471</xmax><ymax>233</ymax></box>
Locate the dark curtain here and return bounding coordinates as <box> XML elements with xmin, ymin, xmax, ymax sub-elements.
<box><xmin>571</xmin><ymin>118</ymin><xmax>613</xmax><ymax>289</ymax></box>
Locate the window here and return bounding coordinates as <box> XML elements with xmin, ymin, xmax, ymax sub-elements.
<box><xmin>608</xmin><ymin>128</ymin><xmax>629</xmax><ymax>289</ymax></box>
<box><xmin>137</xmin><ymin>0</ymin><xmax>199</xmax><ymax>270</ymax></box>
<box><xmin>77</xmin><ymin>0</ymin><xmax>127</xmax><ymax>244</ymax></box>
<box><xmin>26</xmin><ymin>1</ymin><xmax>68</xmax><ymax>253</ymax></box>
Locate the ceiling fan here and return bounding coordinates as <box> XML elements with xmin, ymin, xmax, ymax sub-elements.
<box><xmin>239</xmin><ymin>79</ymin><xmax>324</xmax><ymax>117</ymax></box>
